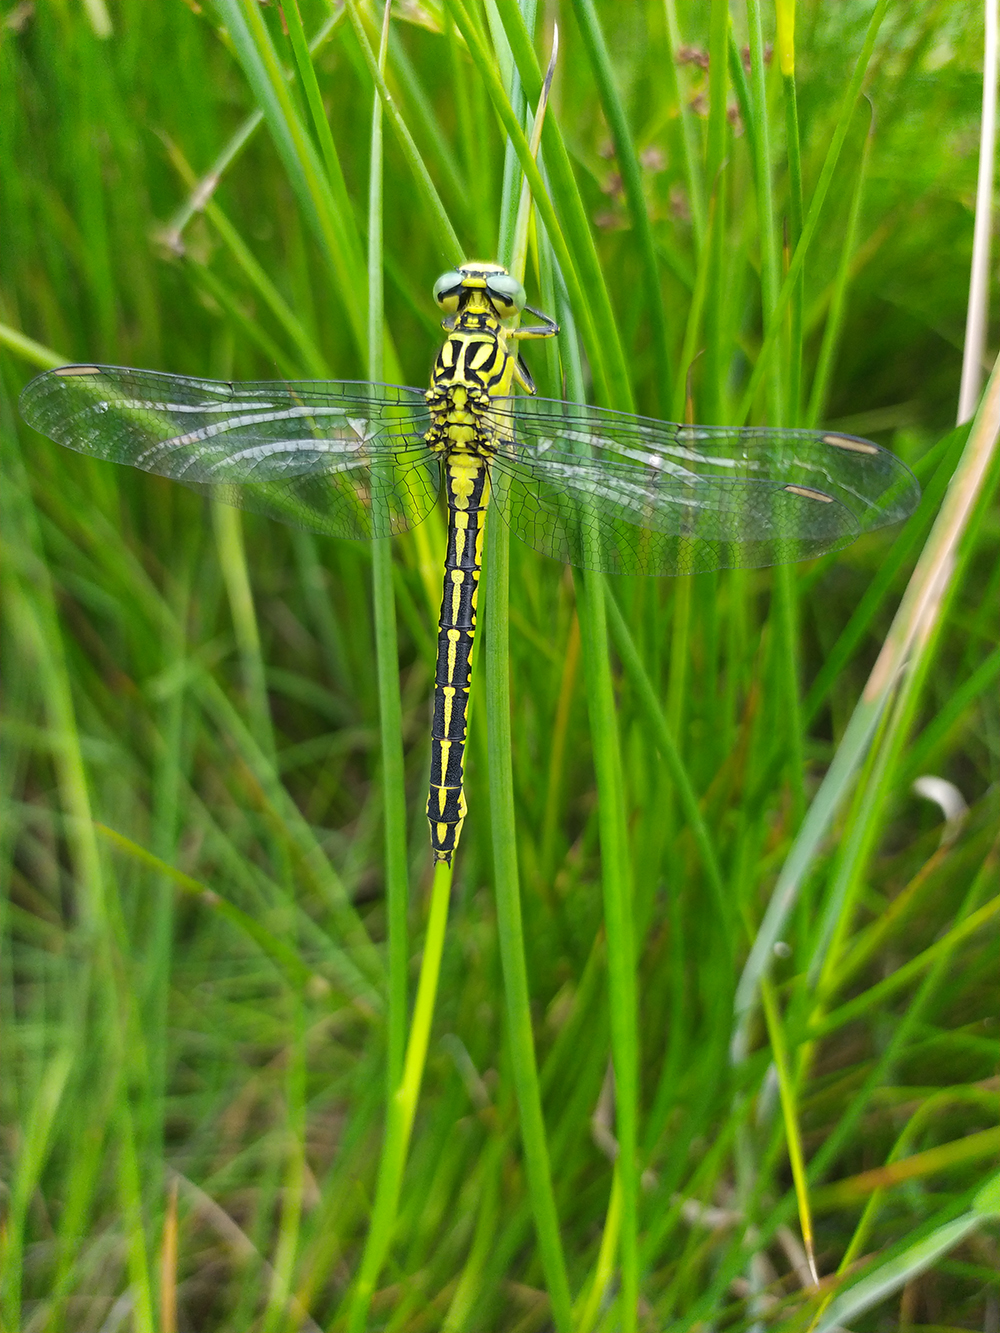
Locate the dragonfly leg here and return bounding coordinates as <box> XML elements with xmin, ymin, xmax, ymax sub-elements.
<box><xmin>509</xmin><ymin>306</ymin><xmax>560</xmax><ymax>341</ymax></box>
<box><xmin>509</xmin><ymin>307</ymin><xmax>558</xmax><ymax>394</ymax></box>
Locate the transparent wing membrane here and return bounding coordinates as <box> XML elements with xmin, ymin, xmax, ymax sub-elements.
<box><xmin>19</xmin><ymin>366</ymin><xmax>439</xmax><ymax>540</ymax></box>
<box><xmin>19</xmin><ymin>365</ymin><xmax>919</xmax><ymax>571</ymax></box>
<box><xmin>483</xmin><ymin>396</ymin><xmax>920</xmax><ymax>575</ymax></box>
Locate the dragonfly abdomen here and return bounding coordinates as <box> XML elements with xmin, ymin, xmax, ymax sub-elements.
<box><xmin>427</xmin><ymin>451</ymin><xmax>491</xmax><ymax>864</ymax></box>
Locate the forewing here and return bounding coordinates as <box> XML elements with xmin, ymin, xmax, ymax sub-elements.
<box><xmin>20</xmin><ymin>365</ymin><xmax>439</xmax><ymax>540</ymax></box>
<box><xmin>485</xmin><ymin>397</ymin><xmax>919</xmax><ymax>575</ymax></box>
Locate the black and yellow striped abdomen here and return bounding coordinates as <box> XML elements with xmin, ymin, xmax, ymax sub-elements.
<box><xmin>426</xmin><ymin>450</ymin><xmax>490</xmax><ymax>862</ymax></box>
<box><xmin>424</xmin><ymin>313</ymin><xmax>514</xmax><ymax>862</ymax></box>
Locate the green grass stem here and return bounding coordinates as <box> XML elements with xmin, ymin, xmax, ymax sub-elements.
<box><xmin>476</xmin><ymin>23</ymin><xmax>574</xmax><ymax>1327</ymax></box>
<box><xmin>575</xmin><ymin>565</ymin><xmax>639</xmax><ymax>1331</ymax></box>
<box><xmin>344</xmin><ymin>859</ymin><xmax>454</xmax><ymax>1332</ymax></box>
<box><xmin>365</xmin><ymin>0</ymin><xmax>410</xmax><ymax>1099</ymax></box>
<box><xmin>556</xmin><ymin>294</ymin><xmax>638</xmax><ymax>1326</ymax></box>
<box><xmin>484</xmin><ymin>503</ymin><xmax>574</xmax><ymax>1331</ymax></box>
<box><xmin>570</xmin><ymin>0</ymin><xmax>672</xmax><ymax>415</ymax></box>
<box><xmin>346</xmin><ymin>0</ymin><xmax>464</xmax><ymax>269</ymax></box>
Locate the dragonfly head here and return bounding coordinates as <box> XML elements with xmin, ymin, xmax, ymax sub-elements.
<box><xmin>433</xmin><ymin>262</ymin><xmax>526</xmax><ymax>328</ymax></box>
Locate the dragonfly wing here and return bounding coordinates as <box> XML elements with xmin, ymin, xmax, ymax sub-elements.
<box><xmin>485</xmin><ymin>397</ymin><xmax>920</xmax><ymax>576</ymax></box>
<box><xmin>20</xmin><ymin>365</ymin><xmax>440</xmax><ymax>540</ymax></box>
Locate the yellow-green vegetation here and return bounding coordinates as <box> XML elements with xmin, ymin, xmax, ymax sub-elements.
<box><xmin>2</xmin><ymin>2</ymin><xmax>997</xmax><ymax>1330</ymax></box>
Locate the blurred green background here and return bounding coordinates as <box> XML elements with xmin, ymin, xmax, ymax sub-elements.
<box><xmin>2</xmin><ymin>1</ymin><xmax>997</xmax><ymax>1329</ymax></box>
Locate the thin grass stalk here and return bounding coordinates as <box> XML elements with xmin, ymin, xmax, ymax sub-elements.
<box><xmin>902</xmin><ymin>640</ymin><xmax>1000</xmax><ymax>781</ymax></box>
<box><xmin>446</xmin><ymin>7</ymin><xmax>492</xmax><ymax>260</ymax></box>
<box><xmin>812</xmin><ymin>893</ymin><xmax>1000</xmax><ymax>1042</ymax></box>
<box><xmin>482</xmin><ymin>22</ymin><xmax>573</xmax><ymax>1328</ymax></box>
<box><xmin>142</xmin><ymin>575</ymin><xmax>188</xmax><ymax>1286</ymax></box>
<box><xmin>745</xmin><ymin>0</ymin><xmax>784</xmax><ymax>425</ymax></box>
<box><xmin>441</xmin><ymin>1137</ymin><xmax>504</xmax><ymax>1330</ymax></box>
<box><xmin>0</xmin><ymin>324</ymin><xmax>66</xmax><ymax>369</ymax></box>
<box><xmin>344</xmin><ymin>860</ymin><xmax>453</xmax><ymax>1331</ymax></box>
<box><xmin>190</xmin><ymin>673</ymin><xmax>380</xmax><ymax>982</ymax></box>
<box><xmin>486</xmin><ymin>0</ymin><xmax>527</xmax><ymax>262</ymax></box>
<box><xmin>826</xmin><ymin>834</ymin><xmax>983</xmax><ymax>998</ymax></box>
<box><xmin>159</xmin><ymin>1178</ymin><xmax>178</xmax><ymax>1333</ymax></box>
<box><xmin>661</xmin><ymin>0</ymin><xmax>707</xmax><ymax>253</ymax></box>
<box><xmin>117</xmin><ymin>1096</ymin><xmax>155</xmax><ymax>1333</ymax></box>
<box><xmin>574</xmin><ymin>593</ymin><xmax>639</xmax><ymax>1323</ymax></box>
<box><xmin>813</xmin><ymin>1193</ymin><xmax>1000</xmax><ymax>1332</ymax></box>
<box><xmin>51</xmin><ymin>1092</ymin><xmax>112</xmax><ymax>1330</ymax></box>
<box><xmin>340</xmin><ymin>7</ymin><xmax>435</xmax><ymax>1321</ymax></box>
<box><xmin>183</xmin><ymin>259</ymin><xmax>304</xmax><ymax>380</ymax></box>
<box><xmin>958</xmin><ymin>0</ymin><xmax>998</xmax><ymax>424</ymax></box>
<box><xmin>670</xmin><ymin>232</ymin><xmax>712</xmax><ymax>422</ymax></box>
<box><xmin>570</xmin><ymin>0</ymin><xmax>672</xmax><ymax>415</ymax></box>
<box><xmin>0</xmin><ymin>1049</ymin><xmax>72</xmax><ymax>1324</ymax></box>
<box><xmin>805</xmin><ymin>106</ymin><xmax>872</xmax><ymax>429</ymax></box>
<box><xmin>213</xmin><ymin>502</ymin><xmax>276</xmax><ymax>759</ymax></box>
<box><xmin>701</xmin><ymin>0</ymin><xmax>731</xmax><ymax>424</ymax></box>
<box><xmin>262</xmin><ymin>998</ymin><xmax>307</xmax><ymax>1332</ymax></box>
<box><xmin>510</xmin><ymin>28</ymin><xmax>556</xmax><ymax>274</ymax></box>
<box><xmin>779</xmin><ymin>0</ymin><xmax>804</xmax><ymax>427</ymax></box>
<box><xmin>808</xmin><ymin>404</ymin><xmax>1000</xmax><ymax>990</ymax></box>
<box><xmin>759</xmin><ymin>977</ymin><xmax>819</xmax><ymax>1285</ymax></box>
<box><xmin>574</xmin><ymin>1164</ymin><xmax>622</xmax><ymax>1332</ymax></box>
<box><xmin>558</xmin><ymin>395</ymin><xmax>638</xmax><ymax>1326</ymax></box>
<box><xmin>742</xmin><ymin>14</ymin><xmax>808</xmax><ymax>1287</ymax></box>
<box><xmin>365</xmin><ymin>0</ymin><xmax>409</xmax><ymax>1096</ymax></box>
<box><xmin>665</xmin><ymin>574</ymin><xmax>692</xmax><ymax>831</ymax></box>
<box><xmin>485</xmin><ymin>509</ymin><xmax>574</xmax><ymax>1331</ymax></box>
<box><xmin>745</xmin><ymin>0</ymin><xmax>805</xmax><ymax>829</ymax></box>
<box><xmin>539</xmin><ymin>611</ymin><xmax>580</xmax><ymax>883</ymax></box>
<box><xmin>345</xmin><ymin>0</ymin><xmax>464</xmax><ymax>267</ymax></box>
<box><xmin>383</xmin><ymin>38</ymin><xmax>469</xmax><ymax>216</ymax></box>
<box><xmin>809</xmin><ymin>661</ymin><xmax>949</xmax><ymax>1008</ymax></box>
<box><xmin>282</xmin><ymin>0</ymin><xmax>357</xmax><ymax>244</ymax></box>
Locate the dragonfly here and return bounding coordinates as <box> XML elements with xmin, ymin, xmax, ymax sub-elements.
<box><xmin>20</xmin><ymin>262</ymin><xmax>920</xmax><ymax>865</ymax></box>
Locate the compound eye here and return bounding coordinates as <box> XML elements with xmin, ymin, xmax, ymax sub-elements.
<box><xmin>433</xmin><ymin>270</ymin><xmax>464</xmax><ymax>311</ymax></box>
<box><xmin>485</xmin><ymin>273</ymin><xmax>526</xmax><ymax>312</ymax></box>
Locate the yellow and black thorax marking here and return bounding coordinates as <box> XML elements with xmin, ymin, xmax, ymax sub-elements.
<box><xmin>422</xmin><ymin>263</ymin><xmax>557</xmax><ymax>865</ymax></box>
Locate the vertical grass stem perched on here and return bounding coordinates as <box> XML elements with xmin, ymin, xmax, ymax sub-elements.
<box><xmin>3</xmin><ymin>2</ymin><xmax>998</xmax><ymax>1330</ymax></box>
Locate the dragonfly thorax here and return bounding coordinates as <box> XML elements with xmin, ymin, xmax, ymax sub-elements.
<box><xmin>424</xmin><ymin>297</ymin><xmax>517</xmax><ymax>459</ymax></box>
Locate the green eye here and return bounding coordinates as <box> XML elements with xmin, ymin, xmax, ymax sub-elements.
<box><xmin>433</xmin><ymin>271</ymin><xmax>463</xmax><ymax>310</ymax></box>
<box><xmin>485</xmin><ymin>273</ymin><xmax>526</xmax><ymax>311</ymax></box>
